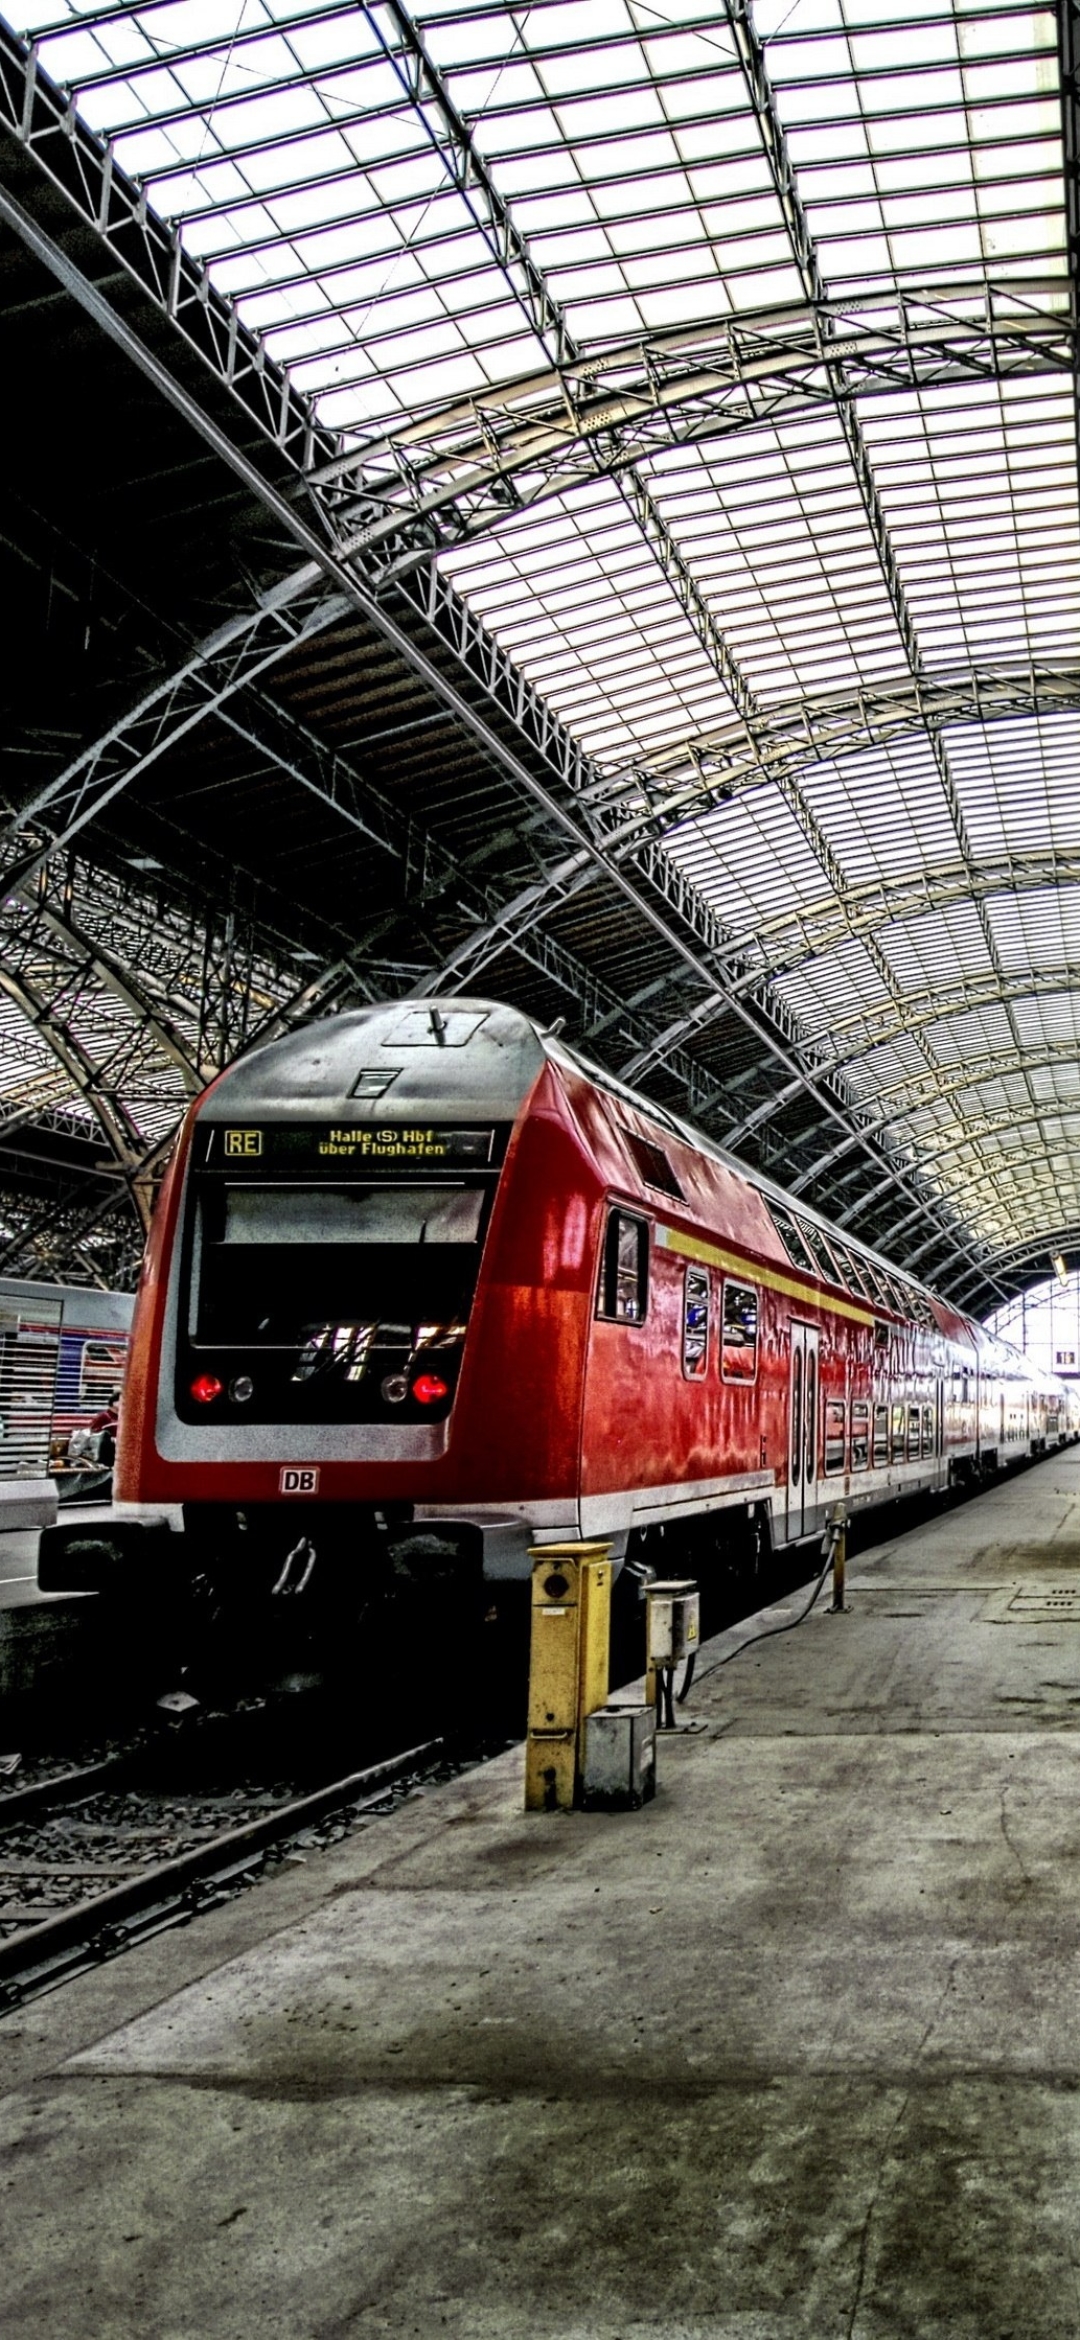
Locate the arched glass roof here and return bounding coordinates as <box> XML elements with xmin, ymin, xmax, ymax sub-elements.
<box><xmin>5</xmin><ymin>0</ymin><xmax>1080</xmax><ymax>1296</ymax></box>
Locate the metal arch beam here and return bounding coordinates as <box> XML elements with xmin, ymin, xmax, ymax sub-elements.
<box><xmin>436</xmin><ymin>668</ymin><xmax>1080</xmax><ymax>1039</ymax></box>
<box><xmin>952</xmin><ymin>1228</ymin><xmax>1080</xmax><ymax>1303</ymax></box>
<box><xmin>626</xmin><ymin>665</ymin><xmax>1080</xmax><ymax>841</ymax></box>
<box><xmin>749</xmin><ymin>848</ymin><xmax>1080</xmax><ymax>982</ymax></box>
<box><xmin>5</xmin><ymin>887</ymin><xmax>206</xmax><ymax>1094</ymax></box>
<box><xmin>312</xmin><ymin>288</ymin><xmax>1073</xmax><ymax>575</ymax></box>
<box><xmin>928</xmin><ymin>1163</ymin><xmax>1080</xmax><ymax>1245</ymax></box>
<box><xmin>864</xmin><ymin>1097</ymin><xmax>1080</xmax><ymax>1184</ymax></box>
<box><xmin>0</xmin><ymin>962</ymin><xmax>163</xmax><ymax>1234</ymax></box>
<box><xmin>803</xmin><ymin>964</ymin><xmax>1080</xmax><ymax>1082</ymax></box>
<box><xmin>0</xmin><ymin>571</ymin><xmax>350</xmax><ymax>898</ymax></box>
<box><xmin>834</xmin><ymin>1004</ymin><xmax>1080</xmax><ymax>1105</ymax></box>
<box><xmin>656</xmin><ymin>846</ymin><xmax>1080</xmax><ymax>1144</ymax></box>
<box><xmin>788</xmin><ymin>1046</ymin><xmax>1080</xmax><ymax>1191</ymax></box>
<box><xmin>413</xmin><ymin>675</ymin><xmax>1080</xmax><ymax>1093</ymax></box>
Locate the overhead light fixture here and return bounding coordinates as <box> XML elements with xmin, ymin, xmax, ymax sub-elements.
<box><xmin>1053</xmin><ymin>1253</ymin><xmax>1069</xmax><ymax>1286</ymax></box>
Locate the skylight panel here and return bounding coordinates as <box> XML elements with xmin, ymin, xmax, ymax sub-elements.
<box><xmin>798</xmin><ymin>734</ymin><xmax>959</xmax><ymax>890</ymax></box>
<box><xmin>443</xmin><ymin>56</ymin><xmax>549</xmax><ymax>111</ymax></box>
<box><xmin>441</xmin><ymin>485</ymin><xmax>738</xmax><ymax>764</ymax></box>
<box><xmin>776</xmin><ymin>938</ymin><xmax>894</xmax><ymax>1034</ymax></box>
<box><xmin>645</xmin><ymin>419</ymin><xmax>909</xmax><ymax>703</ymax></box>
<box><xmin>984</xmin><ymin>889</ymin><xmax>1080</xmax><ymax>978</ymax></box>
<box><xmin>948</xmin><ymin>717</ymin><xmax>1080</xmax><ymax>860</ymax></box>
<box><xmin>665</xmin><ymin>787</ymin><xmax>836</xmax><ymax>931</ymax></box>
<box><xmin>878</xmin><ymin>902</ymin><xmax>997</xmax><ymax>993</ymax></box>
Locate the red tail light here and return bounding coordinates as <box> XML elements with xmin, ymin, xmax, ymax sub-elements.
<box><xmin>412</xmin><ymin>1373</ymin><xmax>449</xmax><ymax>1405</ymax></box>
<box><xmin>190</xmin><ymin>1373</ymin><xmax>224</xmax><ymax>1404</ymax></box>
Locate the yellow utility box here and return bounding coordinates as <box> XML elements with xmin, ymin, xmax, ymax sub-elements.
<box><xmin>525</xmin><ymin>1542</ymin><xmax>612</xmax><ymax>1811</ymax></box>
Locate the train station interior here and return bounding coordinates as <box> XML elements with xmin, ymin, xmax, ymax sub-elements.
<box><xmin>3</xmin><ymin>0</ymin><xmax>1080</xmax><ymax>2333</ymax></box>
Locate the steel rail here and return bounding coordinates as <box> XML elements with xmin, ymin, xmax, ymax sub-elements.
<box><xmin>0</xmin><ymin>1736</ymin><xmax>445</xmax><ymax>2004</ymax></box>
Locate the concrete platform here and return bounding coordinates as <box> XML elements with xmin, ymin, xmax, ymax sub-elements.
<box><xmin>6</xmin><ymin>1453</ymin><xmax>1080</xmax><ymax>2338</ymax></box>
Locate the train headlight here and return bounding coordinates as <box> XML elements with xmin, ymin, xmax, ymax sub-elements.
<box><xmin>381</xmin><ymin>1373</ymin><xmax>409</xmax><ymax>1404</ymax></box>
<box><xmin>229</xmin><ymin>1375</ymin><xmax>254</xmax><ymax>1405</ymax></box>
<box><xmin>190</xmin><ymin>1373</ymin><xmax>223</xmax><ymax>1404</ymax></box>
<box><xmin>412</xmin><ymin>1373</ymin><xmax>450</xmax><ymax>1405</ymax></box>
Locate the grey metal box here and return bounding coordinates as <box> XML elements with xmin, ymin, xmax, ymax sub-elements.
<box><xmin>581</xmin><ymin>1703</ymin><xmax>657</xmax><ymax>1810</ymax></box>
<box><xmin>646</xmin><ymin>1581</ymin><xmax>701</xmax><ymax>1665</ymax></box>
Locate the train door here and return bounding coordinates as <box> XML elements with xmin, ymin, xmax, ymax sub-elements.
<box><xmin>787</xmin><ymin>1322</ymin><xmax>821</xmax><ymax>1541</ymax></box>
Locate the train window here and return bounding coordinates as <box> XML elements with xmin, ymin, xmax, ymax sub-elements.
<box><xmin>824</xmin><ymin>1399</ymin><xmax>846</xmax><ymax>1473</ymax></box>
<box><xmin>621</xmin><ymin>1130</ymin><xmax>684</xmax><ymax>1201</ymax></box>
<box><xmin>851</xmin><ymin>1401</ymin><xmax>870</xmax><ymax>1470</ymax></box>
<box><xmin>721</xmin><ymin>1281</ymin><xmax>758</xmax><ymax>1382</ymax></box>
<box><xmin>829</xmin><ymin>1241</ymin><xmax>870</xmax><ymax>1300</ymax></box>
<box><xmin>891</xmin><ymin>1402</ymin><xmax>906</xmax><ymax>1461</ymax></box>
<box><xmin>859</xmin><ymin>1260</ymin><xmax>893</xmax><ymax>1308</ymax></box>
<box><xmin>873</xmin><ymin>1318</ymin><xmax>890</xmax><ymax>1351</ymax></box>
<box><xmin>921</xmin><ymin>1403</ymin><xmax>935</xmax><ymax>1456</ymax></box>
<box><xmin>907</xmin><ymin>1403</ymin><xmax>921</xmax><ymax>1459</ymax></box>
<box><xmin>792</xmin><ymin>1219</ymin><xmax>838</xmax><ymax>1283</ymax></box>
<box><xmin>682</xmin><ymin>1265</ymin><xmax>709</xmax><ymax>1378</ymax></box>
<box><xmin>599</xmin><ymin>1210</ymin><xmax>649</xmax><ymax>1324</ymax></box>
<box><xmin>769</xmin><ymin>1203</ymin><xmax>818</xmax><ymax>1275</ymax></box>
<box><xmin>873</xmin><ymin>1403</ymin><xmax>889</xmax><ymax>1466</ymax></box>
<box><xmin>192</xmin><ymin>1178</ymin><xmax>492</xmax><ymax>1360</ymax></box>
<box><xmin>219</xmin><ymin>1185</ymin><xmax>484</xmax><ymax>1246</ymax></box>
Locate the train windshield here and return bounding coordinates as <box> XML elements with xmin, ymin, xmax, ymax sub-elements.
<box><xmin>192</xmin><ymin>1181</ymin><xmax>488</xmax><ymax>1350</ymax></box>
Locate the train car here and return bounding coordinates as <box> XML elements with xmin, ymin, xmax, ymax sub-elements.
<box><xmin>38</xmin><ymin>999</ymin><xmax>1079</xmax><ymax>1615</ymax></box>
<box><xmin>0</xmin><ymin>1276</ymin><xmax>132</xmax><ymax>1487</ymax></box>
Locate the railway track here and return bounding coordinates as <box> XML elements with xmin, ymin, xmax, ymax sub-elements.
<box><xmin>0</xmin><ymin>1734</ymin><xmax>459</xmax><ymax>2010</ymax></box>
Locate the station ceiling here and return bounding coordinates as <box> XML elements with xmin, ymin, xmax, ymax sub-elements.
<box><xmin>0</xmin><ymin>0</ymin><xmax>1078</xmax><ymax>1314</ymax></box>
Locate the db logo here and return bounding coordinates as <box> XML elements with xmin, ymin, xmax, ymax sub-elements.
<box><xmin>279</xmin><ymin>1466</ymin><xmax>319</xmax><ymax>1495</ymax></box>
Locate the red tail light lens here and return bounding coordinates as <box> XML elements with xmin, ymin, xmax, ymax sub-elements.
<box><xmin>190</xmin><ymin>1373</ymin><xmax>224</xmax><ymax>1404</ymax></box>
<box><xmin>412</xmin><ymin>1373</ymin><xmax>449</xmax><ymax>1405</ymax></box>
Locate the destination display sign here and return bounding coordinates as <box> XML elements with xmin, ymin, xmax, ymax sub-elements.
<box><xmin>196</xmin><ymin>1123</ymin><xmax>501</xmax><ymax>1172</ymax></box>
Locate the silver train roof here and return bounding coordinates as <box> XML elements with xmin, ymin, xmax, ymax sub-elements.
<box><xmin>201</xmin><ymin>1000</ymin><xmax>548</xmax><ymax>1125</ymax></box>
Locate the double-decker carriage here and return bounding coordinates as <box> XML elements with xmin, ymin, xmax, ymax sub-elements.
<box><xmin>39</xmin><ymin>999</ymin><xmax>1078</xmax><ymax>1624</ymax></box>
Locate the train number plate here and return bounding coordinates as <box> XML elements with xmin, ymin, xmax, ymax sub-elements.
<box><xmin>280</xmin><ymin>1466</ymin><xmax>320</xmax><ymax>1494</ymax></box>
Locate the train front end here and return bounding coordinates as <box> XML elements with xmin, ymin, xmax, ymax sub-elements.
<box><xmin>43</xmin><ymin>1002</ymin><xmax>566</xmax><ymax>1630</ymax></box>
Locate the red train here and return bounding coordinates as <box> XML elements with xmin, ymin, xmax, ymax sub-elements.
<box><xmin>40</xmin><ymin>998</ymin><xmax>1078</xmax><ymax>1615</ymax></box>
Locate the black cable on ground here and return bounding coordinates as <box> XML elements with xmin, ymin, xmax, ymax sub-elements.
<box><xmin>675</xmin><ymin>1650</ymin><xmax>697</xmax><ymax>1706</ymax></box>
<box><xmin>689</xmin><ymin>1519</ymin><xmax>842</xmax><ymax>1691</ymax></box>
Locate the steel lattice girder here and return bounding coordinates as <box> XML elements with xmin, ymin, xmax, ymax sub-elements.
<box><xmin>0</xmin><ymin>1173</ymin><xmax>145</xmax><ymax>1286</ymax></box>
<box><xmin>310</xmin><ymin>287</ymin><xmax>1073</xmax><ymax>580</ymax></box>
<box><xmin>0</xmin><ymin>574</ymin><xmax>351</xmax><ymax>898</ymax></box>
<box><xmin>0</xmin><ymin>861</ymin><xmax>309</xmax><ymax>1256</ymax></box>
<box><xmin>789</xmin><ymin>1056</ymin><xmax>1080</xmax><ymax>1188</ymax></box>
